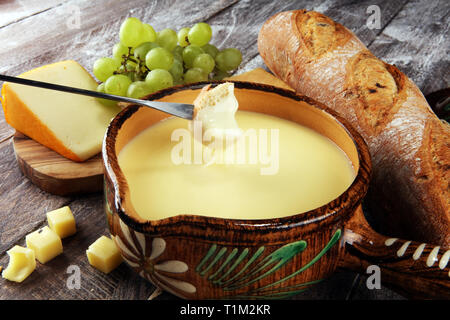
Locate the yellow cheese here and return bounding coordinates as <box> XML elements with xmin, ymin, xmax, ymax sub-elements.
<box><xmin>119</xmin><ymin>111</ymin><xmax>355</xmax><ymax>220</ymax></box>
<box><xmin>46</xmin><ymin>206</ymin><xmax>76</xmax><ymax>239</ymax></box>
<box><xmin>26</xmin><ymin>226</ymin><xmax>63</xmax><ymax>264</ymax></box>
<box><xmin>86</xmin><ymin>236</ymin><xmax>123</xmax><ymax>274</ymax></box>
<box><xmin>1</xmin><ymin>60</ymin><xmax>121</xmax><ymax>161</ymax></box>
<box><xmin>2</xmin><ymin>245</ymin><xmax>36</xmax><ymax>283</ymax></box>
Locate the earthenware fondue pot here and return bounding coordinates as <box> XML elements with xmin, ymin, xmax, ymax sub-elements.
<box><xmin>103</xmin><ymin>82</ymin><xmax>449</xmax><ymax>299</ymax></box>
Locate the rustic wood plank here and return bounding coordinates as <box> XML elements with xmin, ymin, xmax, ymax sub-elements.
<box><xmin>0</xmin><ymin>0</ymin><xmax>66</xmax><ymax>28</ymax></box>
<box><xmin>314</xmin><ymin>0</ymin><xmax>410</xmax><ymax>45</ymax></box>
<box><xmin>0</xmin><ymin>138</ymin><xmax>70</xmax><ymax>253</ymax></box>
<box><xmin>208</xmin><ymin>0</ymin><xmax>410</xmax><ymax>75</ymax></box>
<box><xmin>367</xmin><ymin>0</ymin><xmax>450</xmax><ymax>94</ymax></box>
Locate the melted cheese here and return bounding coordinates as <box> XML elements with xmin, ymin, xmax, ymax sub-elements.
<box><xmin>119</xmin><ymin>111</ymin><xmax>355</xmax><ymax>220</ymax></box>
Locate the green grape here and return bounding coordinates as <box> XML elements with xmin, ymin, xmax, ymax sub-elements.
<box><xmin>134</xmin><ymin>42</ymin><xmax>159</xmax><ymax>61</ymax></box>
<box><xmin>193</xmin><ymin>53</ymin><xmax>215</xmax><ymax>74</ymax></box>
<box><xmin>145</xmin><ymin>69</ymin><xmax>173</xmax><ymax>91</ymax></box>
<box><xmin>96</xmin><ymin>83</ymin><xmax>117</xmax><ymax>107</ymax></box>
<box><xmin>188</xmin><ymin>22</ymin><xmax>212</xmax><ymax>47</ymax></box>
<box><xmin>93</xmin><ymin>57</ymin><xmax>121</xmax><ymax>82</ymax></box>
<box><xmin>145</xmin><ymin>47</ymin><xmax>174</xmax><ymax>70</ymax></box>
<box><xmin>173</xmin><ymin>45</ymin><xmax>184</xmax><ymax>62</ymax></box>
<box><xmin>127</xmin><ymin>81</ymin><xmax>153</xmax><ymax>99</ymax></box>
<box><xmin>201</xmin><ymin>44</ymin><xmax>219</xmax><ymax>58</ymax></box>
<box><xmin>104</xmin><ymin>74</ymin><xmax>132</xmax><ymax>96</ymax></box>
<box><xmin>184</xmin><ymin>68</ymin><xmax>207</xmax><ymax>84</ymax></box>
<box><xmin>119</xmin><ymin>17</ymin><xmax>144</xmax><ymax>48</ymax></box>
<box><xmin>156</xmin><ymin>28</ymin><xmax>178</xmax><ymax>51</ymax></box>
<box><xmin>142</xmin><ymin>24</ymin><xmax>157</xmax><ymax>42</ymax></box>
<box><xmin>215</xmin><ymin>48</ymin><xmax>242</xmax><ymax>71</ymax></box>
<box><xmin>169</xmin><ymin>59</ymin><xmax>183</xmax><ymax>81</ymax></box>
<box><xmin>177</xmin><ymin>27</ymin><xmax>190</xmax><ymax>47</ymax></box>
<box><xmin>182</xmin><ymin>45</ymin><xmax>204</xmax><ymax>68</ymax></box>
<box><xmin>112</xmin><ymin>42</ymin><xmax>129</xmax><ymax>59</ymax></box>
<box><xmin>212</xmin><ymin>68</ymin><xmax>230</xmax><ymax>80</ymax></box>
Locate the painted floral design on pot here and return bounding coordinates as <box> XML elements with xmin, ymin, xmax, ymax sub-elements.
<box><xmin>113</xmin><ymin>218</ymin><xmax>196</xmax><ymax>299</ymax></box>
<box><xmin>196</xmin><ymin>229</ymin><xmax>341</xmax><ymax>299</ymax></box>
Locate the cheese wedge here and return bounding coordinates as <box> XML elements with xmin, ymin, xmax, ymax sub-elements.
<box><xmin>1</xmin><ymin>60</ymin><xmax>121</xmax><ymax>161</ymax></box>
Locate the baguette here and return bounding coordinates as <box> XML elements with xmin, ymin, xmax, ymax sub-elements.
<box><xmin>258</xmin><ymin>10</ymin><xmax>450</xmax><ymax>245</ymax></box>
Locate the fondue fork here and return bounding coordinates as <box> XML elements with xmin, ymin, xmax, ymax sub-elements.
<box><xmin>0</xmin><ymin>74</ymin><xmax>194</xmax><ymax>120</ymax></box>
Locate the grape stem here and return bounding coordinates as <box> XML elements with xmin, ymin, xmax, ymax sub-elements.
<box><xmin>113</xmin><ymin>46</ymin><xmax>149</xmax><ymax>80</ymax></box>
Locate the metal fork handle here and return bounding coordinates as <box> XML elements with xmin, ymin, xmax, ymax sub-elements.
<box><xmin>0</xmin><ymin>74</ymin><xmax>194</xmax><ymax>119</ymax></box>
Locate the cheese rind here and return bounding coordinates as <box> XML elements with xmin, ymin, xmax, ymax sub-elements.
<box><xmin>2</xmin><ymin>245</ymin><xmax>36</xmax><ymax>283</ymax></box>
<box><xmin>1</xmin><ymin>60</ymin><xmax>121</xmax><ymax>161</ymax></box>
<box><xmin>86</xmin><ymin>236</ymin><xmax>123</xmax><ymax>274</ymax></box>
<box><xmin>26</xmin><ymin>226</ymin><xmax>63</xmax><ymax>264</ymax></box>
<box><xmin>47</xmin><ymin>206</ymin><xmax>77</xmax><ymax>239</ymax></box>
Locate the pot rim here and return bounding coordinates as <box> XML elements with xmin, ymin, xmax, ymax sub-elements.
<box><xmin>103</xmin><ymin>81</ymin><xmax>372</xmax><ymax>237</ymax></box>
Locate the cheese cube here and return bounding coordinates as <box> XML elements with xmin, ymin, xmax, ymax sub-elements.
<box><xmin>26</xmin><ymin>226</ymin><xmax>63</xmax><ymax>264</ymax></box>
<box><xmin>86</xmin><ymin>236</ymin><xmax>123</xmax><ymax>274</ymax></box>
<box><xmin>1</xmin><ymin>60</ymin><xmax>121</xmax><ymax>161</ymax></box>
<box><xmin>2</xmin><ymin>245</ymin><xmax>36</xmax><ymax>283</ymax></box>
<box><xmin>47</xmin><ymin>206</ymin><xmax>76</xmax><ymax>238</ymax></box>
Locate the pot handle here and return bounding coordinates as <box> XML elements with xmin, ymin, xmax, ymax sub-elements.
<box><xmin>338</xmin><ymin>206</ymin><xmax>450</xmax><ymax>299</ymax></box>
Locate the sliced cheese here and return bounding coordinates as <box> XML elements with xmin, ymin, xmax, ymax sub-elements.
<box><xmin>1</xmin><ymin>60</ymin><xmax>121</xmax><ymax>161</ymax></box>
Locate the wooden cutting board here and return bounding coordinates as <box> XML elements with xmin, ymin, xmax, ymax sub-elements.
<box><xmin>12</xmin><ymin>68</ymin><xmax>292</xmax><ymax>195</ymax></box>
<box><xmin>13</xmin><ymin>131</ymin><xmax>104</xmax><ymax>195</ymax></box>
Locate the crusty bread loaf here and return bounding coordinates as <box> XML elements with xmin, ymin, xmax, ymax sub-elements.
<box><xmin>258</xmin><ymin>10</ymin><xmax>450</xmax><ymax>245</ymax></box>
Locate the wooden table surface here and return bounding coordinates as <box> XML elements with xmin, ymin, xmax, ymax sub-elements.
<box><xmin>0</xmin><ymin>0</ymin><xmax>448</xmax><ymax>300</ymax></box>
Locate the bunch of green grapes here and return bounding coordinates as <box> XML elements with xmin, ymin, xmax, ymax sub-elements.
<box><xmin>92</xmin><ymin>17</ymin><xmax>242</xmax><ymax>105</ymax></box>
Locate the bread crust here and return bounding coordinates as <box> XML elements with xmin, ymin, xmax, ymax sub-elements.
<box><xmin>258</xmin><ymin>10</ymin><xmax>450</xmax><ymax>245</ymax></box>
